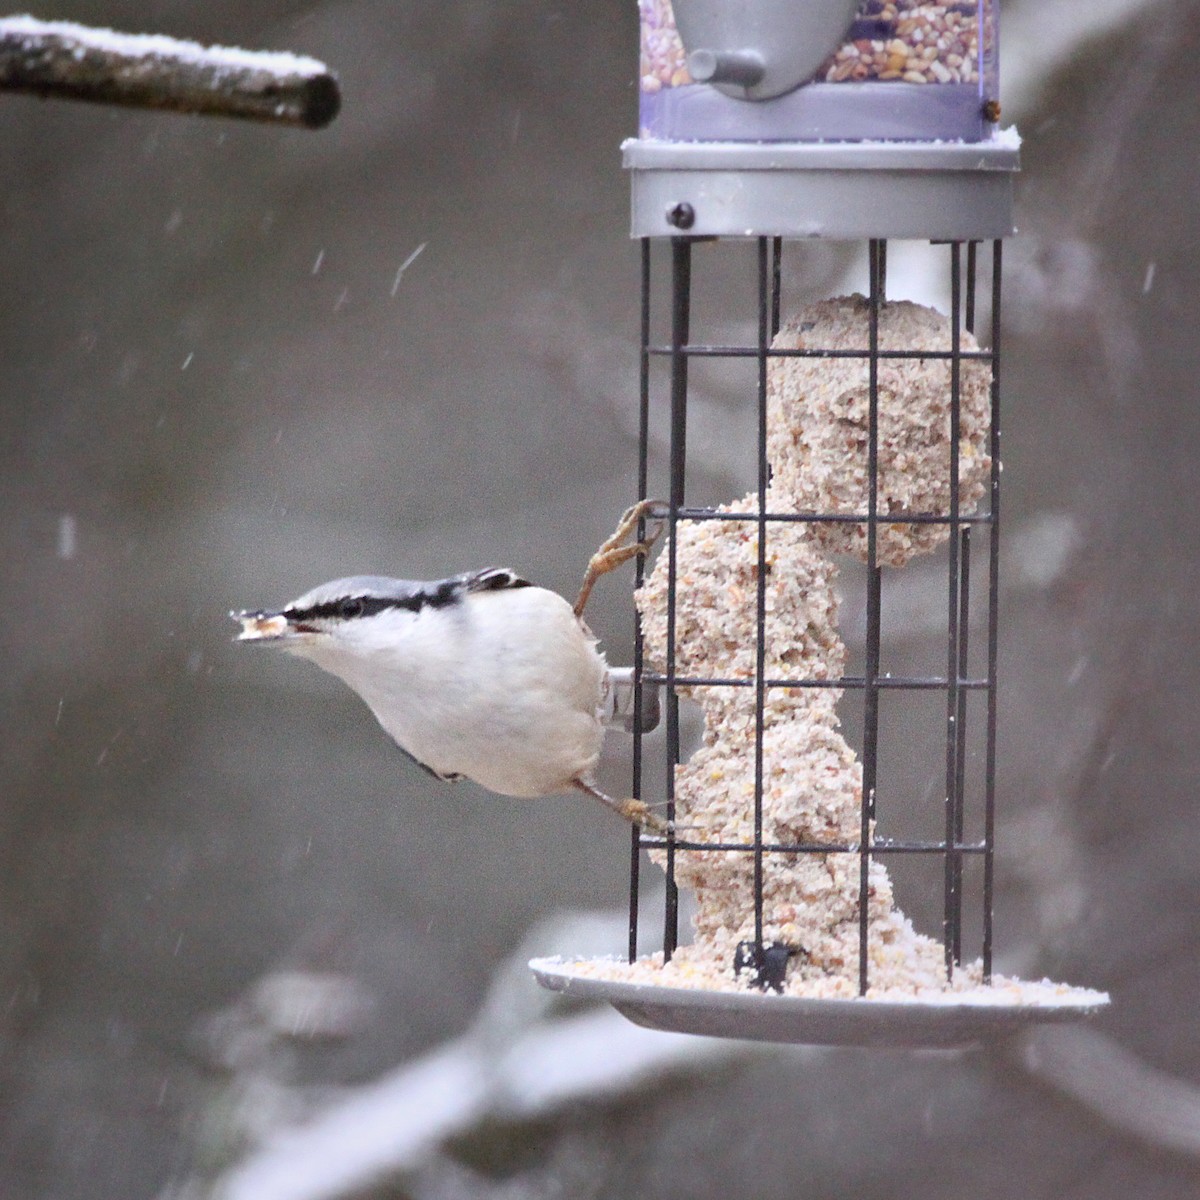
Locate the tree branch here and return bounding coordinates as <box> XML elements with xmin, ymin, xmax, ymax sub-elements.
<box><xmin>0</xmin><ymin>17</ymin><xmax>339</xmax><ymax>128</ymax></box>
<box><xmin>1008</xmin><ymin>1025</ymin><xmax>1200</xmax><ymax>1159</ymax></box>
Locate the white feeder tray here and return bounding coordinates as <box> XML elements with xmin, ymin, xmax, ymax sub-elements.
<box><xmin>530</xmin><ymin>957</ymin><xmax>1109</xmax><ymax>1049</ymax></box>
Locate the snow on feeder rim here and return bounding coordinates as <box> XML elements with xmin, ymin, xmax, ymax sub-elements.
<box><xmin>530</xmin><ymin>957</ymin><xmax>1109</xmax><ymax>1049</ymax></box>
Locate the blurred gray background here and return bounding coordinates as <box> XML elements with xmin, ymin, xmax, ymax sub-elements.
<box><xmin>2</xmin><ymin>1</ymin><xmax>1199</xmax><ymax>1197</ymax></box>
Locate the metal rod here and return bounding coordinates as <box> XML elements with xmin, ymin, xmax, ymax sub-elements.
<box><xmin>647</xmin><ymin>345</ymin><xmax>994</xmax><ymax>362</ymax></box>
<box><xmin>952</xmin><ymin>525</ymin><xmax>971</xmax><ymax>964</ymax></box>
<box><xmin>662</xmin><ymin>237</ymin><xmax>692</xmax><ymax>960</ymax></box>
<box><xmin>639</xmin><ymin>837</ymin><xmax>991</xmax><ymax>855</ymax></box>
<box><xmin>943</xmin><ymin>242</ymin><xmax>963</xmax><ymax>977</ymax></box>
<box><xmin>640</xmin><ymin>672</ymin><xmax>992</xmax><ymax>691</ymax></box>
<box><xmin>859</xmin><ymin>239</ymin><xmax>885</xmax><ymax>995</ymax></box>
<box><xmin>665</xmin><ymin>506</ymin><xmax>995</xmax><ymax>527</ymax></box>
<box><xmin>752</xmin><ymin>237</ymin><xmax>772</xmax><ymax>957</ymax></box>
<box><xmin>965</xmin><ymin>240</ymin><xmax>978</xmax><ymax>334</ymax></box>
<box><xmin>629</xmin><ymin>237</ymin><xmax>652</xmax><ymax>964</ymax></box>
<box><xmin>983</xmin><ymin>238</ymin><xmax>1003</xmax><ymax>982</ymax></box>
<box><xmin>770</xmin><ymin>237</ymin><xmax>783</xmax><ymax>338</ymax></box>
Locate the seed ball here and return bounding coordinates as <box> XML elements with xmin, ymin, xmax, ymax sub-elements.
<box><xmin>767</xmin><ymin>295</ymin><xmax>992</xmax><ymax>567</ymax></box>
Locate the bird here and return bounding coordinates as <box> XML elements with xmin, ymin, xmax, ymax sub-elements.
<box><xmin>232</xmin><ymin>501</ymin><xmax>666</xmax><ymax>832</ymax></box>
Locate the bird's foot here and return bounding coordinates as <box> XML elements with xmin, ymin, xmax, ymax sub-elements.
<box><xmin>614</xmin><ymin>797</ymin><xmax>670</xmax><ymax>836</ymax></box>
<box><xmin>574</xmin><ymin>779</ymin><xmax>670</xmax><ymax>836</ymax></box>
<box><xmin>573</xmin><ymin>499</ymin><xmax>665</xmax><ymax>618</ymax></box>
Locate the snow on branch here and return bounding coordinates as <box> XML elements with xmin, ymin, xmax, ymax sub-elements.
<box><xmin>1010</xmin><ymin>1025</ymin><xmax>1200</xmax><ymax>1159</ymax></box>
<box><xmin>0</xmin><ymin>15</ymin><xmax>340</xmax><ymax>127</ymax></box>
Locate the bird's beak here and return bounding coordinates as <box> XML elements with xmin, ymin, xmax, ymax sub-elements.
<box><xmin>231</xmin><ymin>609</ymin><xmax>301</xmax><ymax>643</ymax></box>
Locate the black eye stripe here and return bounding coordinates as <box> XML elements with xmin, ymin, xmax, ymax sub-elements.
<box><xmin>284</xmin><ymin>584</ymin><xmax>462</xmax><ymax>624</ymax></box>
<box><xmin>280</xmin><ymin>569</ymin><xmax>531</xmax><ymax>626</ymax></box>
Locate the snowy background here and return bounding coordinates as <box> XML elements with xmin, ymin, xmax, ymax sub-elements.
<box><xmin>2</xmin><ymin>1</ymin><xmax>1199</xmax><ymax>1197</ymax></box>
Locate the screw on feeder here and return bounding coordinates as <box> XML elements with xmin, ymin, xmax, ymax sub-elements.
<box><xmin>666</xmin><ymin>202</ymin><xmax>695</xmax><ymax>230</ymax></box>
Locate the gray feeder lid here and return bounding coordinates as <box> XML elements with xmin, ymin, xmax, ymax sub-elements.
<box><xmin>530</xmin><ymin>957</ymin><xmax>1109</xmax><ymax>1049</ymax></box>
<box><xmin>623</xmin><ymin>132</ymin><xmax>1020</xmax><ymax>241</ymax></box>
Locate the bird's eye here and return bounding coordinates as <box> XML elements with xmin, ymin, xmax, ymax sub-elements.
<box><xmin>338</xmin><ymin>597</ymin><xmax>365</xmax><ymax>619</ymax></box>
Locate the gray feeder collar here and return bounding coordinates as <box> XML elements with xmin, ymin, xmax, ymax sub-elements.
<box><xmin>623</xmin><ymin>135</ymin><xmax>1021</xmax><ymax>241</ymax></box>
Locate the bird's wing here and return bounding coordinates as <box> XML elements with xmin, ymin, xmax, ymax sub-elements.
<box><xmin>462</xmin><ymin>567</ymin><xmax>534</xmax><ymax>593</ymax></box>
<box><xmin>382</xmin><ymin>568</ymin><xmax>532</xmax><ymax>786</ymax></box>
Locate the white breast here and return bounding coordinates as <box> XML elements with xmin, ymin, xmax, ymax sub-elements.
<box><xmin>306</xmin><ymin>586</ymin><xmax>608</xmax><ymax>798</ymax></box>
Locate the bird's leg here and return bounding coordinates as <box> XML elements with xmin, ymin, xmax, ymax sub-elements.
<box><xmin>573</xmin><ymin>778</ymin><xmax>669</xmax><ymax>835</ymax></box>
<box><xmin>573</xmin><ymin>499</ymin><xmax>665</xmax><ymax>619</ymax></box>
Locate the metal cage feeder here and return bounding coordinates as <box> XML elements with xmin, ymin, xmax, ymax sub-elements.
<box><xmin>532</xmin><ymin>0</ymin><xmax>1107</xmax><ymax>1047</ymax></box>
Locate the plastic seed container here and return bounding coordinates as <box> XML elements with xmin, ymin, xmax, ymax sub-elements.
<box><xmin>638</xmin><ymin>0</ymin><xmax>999</xmax><ymax>143</ymax></box>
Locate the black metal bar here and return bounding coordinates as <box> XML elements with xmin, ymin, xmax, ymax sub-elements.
<box><xmin>669</xmin><ymin>242</ymin><xmax>691</xmax><ymax>511</ymax></box>
<box><xmin>770</xmin><ymin>237</ymin><xmax>783</xmax><ymax>338</ymax></box>
<box><xmin>859</xmin><ymin>239</ymin><xmax>885</xmax><ymax>995</ymax></box>
<box><xmin>665</xmin><ymin>506</ymin><xmax>995</xmax><ymax>527</ymax></box>
<box><xmin>950</xmin><ymin>272</ymin><xmax>973</xmax><ymax>968</ymax></box>
<box><xmin>647</xmin><ymin>345</ymin><xmax>994</xmax><ymax>362</ymax></box>
<box><xmin>952</xmin><ymin>525</ymin><xmax>971</xmax><ymax>964</ymax></box>
<box><xmin>982</xmin><ymin>238</ymin><xmax>1003</xmax><ymax>982</ymax></box>
<box><xmin>629</xmin><ymin>237</ymin><xmax>652</xmax><ymax>965</ymax></box>
<box><xmin>965</xmin><ymin>240</ymin><xmax>978</xmax><ymax>335</ymax></box>
<box><xmin>640</xmin><ymin>837</ymin><xmax>991</xmax><ymax>855</ymax></box>
<box><xmin>943</xmin><ymin>242</ymin><xmax>963</xmax><ymax>977</ymax></box>
<box><xmin>751</xmin><ymin>238</ymin><xmax>774</xmax><ymax>958</ymax></box>
<box><xmin>662</xmin><ymin>237</ymin><xmax>692</xmax><ymax>960</ymax></box>
<box><xmin>640</xmin><ymin>671</ymin><xmax>992</xmax><ymax>691</ymax></box>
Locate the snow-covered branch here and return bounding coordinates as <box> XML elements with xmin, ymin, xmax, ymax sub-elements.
<box><xmin>1009</xmin><ymin>1025</ymin><xmax>1200</xmax><ymax>1159</ymax></box>
<box><xmin>0</xmin><ymin>16</ymin><xmax>339</xmax><ymax>127</ymax></box>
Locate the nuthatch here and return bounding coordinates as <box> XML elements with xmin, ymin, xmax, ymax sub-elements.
<box><xmin>233</xmin><ymin>502</ymin><xmax>664</xmax><ymax>831</ymax></box>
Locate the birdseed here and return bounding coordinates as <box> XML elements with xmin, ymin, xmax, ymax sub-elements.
<box><xmin>638</xmin><ymin>1</ymin><xmax>988</xmax><ymax>93</ymax></box>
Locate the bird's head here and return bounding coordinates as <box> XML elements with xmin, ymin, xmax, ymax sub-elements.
<box><xmin>232</xmin><ymin>575</ymin><xmax>461</xmax><ymax>664</ymax></box>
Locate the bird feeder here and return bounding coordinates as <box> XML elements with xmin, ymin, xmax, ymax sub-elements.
<box><xmin>533</xmin><ymin>0</ymin><xmax>1107</xmax><ymax>1046</ymax></box>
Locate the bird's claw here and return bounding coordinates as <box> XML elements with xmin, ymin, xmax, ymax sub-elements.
<box><xmin>574</xmin><ymin>498</ymin><xmax>666</xmax><ymax>618</ymax></box>
<box><xmin>616</xmin><ymin>797</ymin><xmax>670</xmax><ymax>836</ymax></box>
<box><xmin>575</xmin><ymin>778</ymin><xmax>679</xmax><ymax>836</ymax></box>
